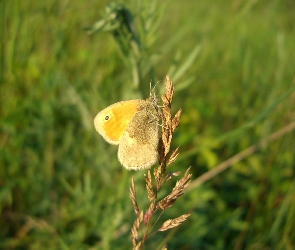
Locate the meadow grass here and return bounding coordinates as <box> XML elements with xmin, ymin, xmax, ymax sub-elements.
<box><xmin>1</xmin><ymin>0</ymin><xmax>295</xmax><ymax>249</ymax></box>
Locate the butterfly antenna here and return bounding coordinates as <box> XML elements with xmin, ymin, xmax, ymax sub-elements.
<box><xmin>149</xmin><ymin>80</ymin><xmax>153</xmax><ymax>97</ymax></box>
<box><xmin>150</xmin><ymin>79</ymin><xmax>161</xmax><ymax>97</ymax></box>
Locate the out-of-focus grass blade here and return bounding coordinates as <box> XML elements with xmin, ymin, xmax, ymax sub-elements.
<box><xmin>178</xmin><ymin>85</ymin><xmax>295</xmax><ymax>161</ymax></box>
<box><xmin>169</xmin><ymin>44</ymin><xmax>202</xmax><ymax>82</ymax></box>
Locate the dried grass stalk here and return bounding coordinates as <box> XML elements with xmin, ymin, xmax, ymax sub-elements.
<box><xmin>158</xmin><ymin>214</ymin><xmax>190</xmax><ymax>231</ymax></box>
<box><xmin>131</xmin><ymin>211</ymin><xmax>143</xmax><ymax>247</ymax></box>
<box><xmin>130</xmin><ymin>178</ymin><xmax>140</xmax><ymax>216</ymax></box>
<box><xmin>130</xmin><ymin>75</ymin><xmax>191</xmax><ymax>249</ymax></box>
<box><xmin>144</xmin><ymin>170</ymin><xmax>154</xmax><ymax>201</ymax></box>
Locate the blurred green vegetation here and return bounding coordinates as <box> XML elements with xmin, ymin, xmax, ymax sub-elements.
<box><xmin>1</xmin><ymin>0</ymin><xmax>295</xmax><ymax>249</ymax></box>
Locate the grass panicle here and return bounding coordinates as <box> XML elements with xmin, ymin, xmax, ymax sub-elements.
<box><xmin>130</xmin><ymin>76</ymin><xmax>191</xmax><ymax>249</ymax></box>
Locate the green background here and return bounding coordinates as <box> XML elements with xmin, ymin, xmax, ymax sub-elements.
<box><xmin>1</xmin><ymin>0</ymin><xmax>295</xmax><ymax>249</ymax></box>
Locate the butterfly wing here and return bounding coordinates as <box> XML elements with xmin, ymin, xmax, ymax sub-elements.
<box><xmin>118</xmin><ymin>99</ymin><xmax>161</xmax><ymax>170</ymax></box>
<box><xmin>94</xmin><ymin>100</ymin><xmax>140</xmax><ymax>144</ymax></box>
